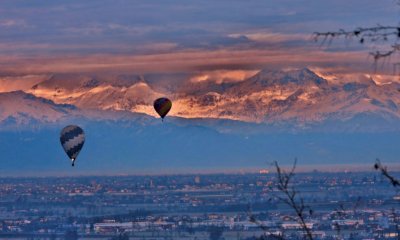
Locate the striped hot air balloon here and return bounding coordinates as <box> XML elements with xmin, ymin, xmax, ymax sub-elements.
<box><xmin>153</xmin><ymin>97</ymin><xmax>172</xmax><ymax>121</ymax></box>
<box><xmin>60</xmin><ymin>125</ymin><xmax>85</xmax><ymax>167</ymax></box>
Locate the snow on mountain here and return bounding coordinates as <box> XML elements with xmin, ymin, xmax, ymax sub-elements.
<box><xmin>0</xmin><ymin>74</ymin><xmax>48</xmax><ymax>93</ymax></box>
<box><xmin>173</xmin><ymin>68</ymin><xmax>400</xmax><ymax>123</ymax></box>
<box><xmin>28</xmin><ymin>73</ymin><xmax>167</xmax><ymax>117</ymax></box>
<box><xmin>0</xmin><ymin>89</ymin><xmax>157</xmax><ymax>132</ymax></box>
<box><xmin>2</xmin><ymin>68</ymin><xmax>398</xmax><ymax>129</ymax></box>
<box><xmin>0</xmin><ymin>91</ymin><xmax>77</xmax><ymax>127</ymax></box>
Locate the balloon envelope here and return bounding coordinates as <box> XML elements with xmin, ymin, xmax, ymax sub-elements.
<box><xmin>60</xmin><ymin>125</ymin><xmax>85</xmax><ymax>166</ymax></box>
<box><xmin>153</xmin><ymin>97</ymin><xmax>172</xmax><ymax>119</ymax></box>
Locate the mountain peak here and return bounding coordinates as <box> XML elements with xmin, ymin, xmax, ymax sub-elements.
<box><xmin>250</xmin><ymin>67</ymin><xmax>328</xmax><ymax>86</ymax></box>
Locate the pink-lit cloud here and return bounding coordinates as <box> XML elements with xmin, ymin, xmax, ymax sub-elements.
<box><xmin>0</xmin><ymin>0</ymin><xmax>397</xmax><ymax>80</ymax></box>
<box><xmin>0</xmin><ymin>46</ymin><xmax>370</xmax><ymax>75</ymax></box>
<box><xmin>190</xmin><ymin>69</ymin><xmax>259</xmax><ymax>83</ymax></box>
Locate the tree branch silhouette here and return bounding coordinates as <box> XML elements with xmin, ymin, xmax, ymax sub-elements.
<box><xmin>374</xmin><ymin>159</ymin><xmax>400</xmax><ymax>187</ymax></box>
<box><xmin>248</xmin><ymin>159</ymin><xmax>314</xmax><ymax>240</ymax></box>
<box><xmin>314</xmin><ymin>25</ymin><xmax>400</xmax><ymax>62</ymax></box>
<box><xmin>273</xmin><ymin>159</ymin><xmax>314</xmax><ymax>240</ymax></box>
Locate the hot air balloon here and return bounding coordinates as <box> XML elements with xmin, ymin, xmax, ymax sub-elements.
<box><xmin>153</xmin><ymin>97</ymin><xmax>172</xmax><ymax>121</ymax></box>
<box><xmin>60</xmin><ymin>125</ymin><xmax>85</xmax><ymax>167</ymax></box>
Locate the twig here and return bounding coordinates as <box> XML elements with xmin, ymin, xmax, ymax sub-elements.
<box><xmin>273</xmin><ymin>159</ymin><xmax>314</xmax><ymax>240</ymax></box>
<box><xmin>374</xmin><ymin>159</ymin><xmax>400</xmax><ymax>187</ymax></box>
<box><xmin>314</xmin><ymin>25</ymin><xmax>400</xmax><ymax>67</ymax></box>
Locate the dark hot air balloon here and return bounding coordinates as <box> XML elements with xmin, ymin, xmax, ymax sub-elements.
<box><xmin>153</xmin><ymin>97</ymin><xmax>172</xmax><ymax>121</ymax></box>
<box><xmin>60</xmin><ymin>125</ymin><xmax>85</xmax><ymax>166</ymax></box>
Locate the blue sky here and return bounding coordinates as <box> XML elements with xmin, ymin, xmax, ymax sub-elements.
<box><xmin>0</xmin><ymin>0</ymin><xmax>397</xmax><ymax>75</ymax></box>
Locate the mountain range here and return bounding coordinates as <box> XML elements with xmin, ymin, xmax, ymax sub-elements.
<box><xmin>1</xmin><ymin>68</ymin><xmax>400</xmax><ymax>174</ymax></box>
<box><xmin>1</xmin><ymin>68</ymin><xmax>397</xmax><ymax>128</ymax></box>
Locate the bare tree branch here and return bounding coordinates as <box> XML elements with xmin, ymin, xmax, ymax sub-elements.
<box><xmin>314</xmin><ymin>25</ymin><xmax>400</xmax><ymax>65</ymax></box>
<box><xmin>374</xmin><ymin>159</ymin><xmax>400</xmax><ymax>187</ymax></box>
<box><xmin>248</xmin><ymin>159</ymin><xmax>315</xmax><ymax>239</ymax></box>
<box><xmin>273</xmin><ymin>159</ymin><xmax>314</xmax><ymax>240</ymax></box>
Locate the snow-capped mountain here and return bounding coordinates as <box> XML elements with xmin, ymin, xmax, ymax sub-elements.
<box><xmin>0</xmin><ymin>89</ymin><xmax>156</xmax><ymax>130</ymax></box>
<box><xmin>175</xmin><ymin>68</ymin><xmax>400</xmax><ymax>123</ymax></box>
<box><xmin>1</xmin><ymin>68</ymin><xmax>400</xmax><ymax>131</ymax></box>
<box><xmin>0</xmin><ymin>91</ymin><xmax>78</xmax><ymax>128</ymax></box>
<box><xmin>25</xmin><ymin>68</ymin><xmax>400</xmax><ymax>126</ymax></box>
<box><xmin>28</xmin><ymin>73</ymin><xmax>166</xmax><ymax>117</ymax></box>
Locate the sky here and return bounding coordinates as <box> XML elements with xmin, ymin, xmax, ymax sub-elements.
<box><xmin>2</xmin><ymin>1</ymin><xmax>400</xmax><ymax>173</ymax></box>
<box><xmin>0</xmin><ymin>0</ymin><xmax>398</xmax><ymax>77</ymax></box>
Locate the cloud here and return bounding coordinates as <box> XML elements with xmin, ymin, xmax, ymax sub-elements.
<box><xmin>0</xmin><ymin>0</ymin><xmax>397</xmax><ymax>79</ymax></box>
<box><xmin>190</xmin><ymin>70</ymin><xmax>259</xmax><ymax>84</ymax></box>
<box><xmin>0</xmin><ymin>19</ymin><xmax>27</xmax><ymax>28</ymax></box>
<box><xmin>228</xmin><ymin>32</ymin><xmax>308</xmax><ymax>44</ymax></box>
<box><xmin>0</xmin><ymin>45</ymin><xmax>371</xmax><ymax>76</ymax></box>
